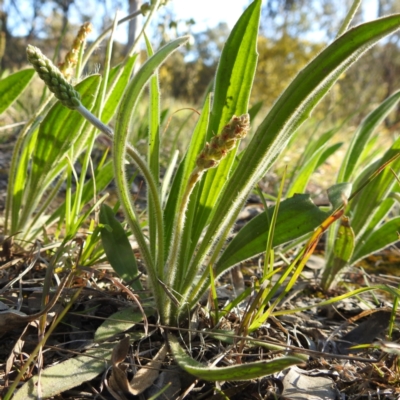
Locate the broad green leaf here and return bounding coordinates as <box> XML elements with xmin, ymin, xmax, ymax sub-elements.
<box><xmin>30</xmin><ymin>75</ymin><xmax>101</xmax><ymax>190</ymax></box>
<box><xmin>12</xmin><ymin>343</ymin><xmax>114</xmax><ymax>400</ymax></box>
<box><xmin>12</xmin><ymin>76</ymin><xmax>101</xmax><ymax>233</ymax></box>
<box><xmin>0</xmin><ymin>69</ymin><xmax>35</xmax><ymax>114</ymax></box>
<box><xmin>215</xmin><ymin>194</ymin><xmax>328</xmax><ymax>275</ymax></box>
<box><xmin>10</xmin><ymin>125</ymin><xmax>39</xmax><ymax>234</ymax></box>
<box><xmin>168</xmin><ymin>333</ymin><xmax>305</xmax><ymax>381</ymax></box>
<box><xmin>182</xmin><ymin>14</ymin><xmax>400</xmax><ymax>309</ymax></box>
<box><xmin>338</xmin><ymin>89</ymin><xmax>400</xmax><ymax>183</ymax></box>
<box><xmin>352</xmin><ymin>217</ymin><xmax>400</xmax><ymax>263</ymax></box>
<box><xmin>100</xmin><ymin>204</ymin><xmax>142</xmax><ymax>289</ymax></box>
<box><xmin>191</xmin><ymin>0</ymin><xmax>261</xmax><ymax>244</ymax></box>
<box><xmin>94</xmin><ymin>307</ymin><xmax>149</xmax><ymax>342</ymax></box>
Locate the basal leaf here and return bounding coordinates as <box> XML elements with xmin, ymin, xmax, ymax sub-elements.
<box><xmin>94</xmin><ymin>307</ymin><xmax>148</xmax><ymax>342</ymax></box>
<box><xmin>191</xmin><ymin>0</ymin><xmax>261</xmax><ymax>244</ymax></box>
<box><xmin>215</xmin><ymin>194</ymin><xmax>328</xmax><ymax>275</ymax></box>
<box><xmin>13</xmin><ymin>344</ymin><xmax>114</xmax><ymax>400</ymax></box>
<box><xmin>30</xmin><ymin>75</ymin><xmax>101</xmax><ymax>189</ymax></box>
<box><xmin>100</xmin><ymin>204</ymin><xmax>142</xmax><ymax>289</ymax></box>
<box><xmin>350</xmin><ymin>135</ymin><xmax>400</xmax><ymax>238</ymax></box>
<box><xmin>338</xmin><ymin>89</ymin><xmax>400</xmax><ymax>183</ymax></box>
<box><xmin>286</xmin><ymin>145</ymin><xmax>327</xmax><ymax>197</ymax></box>
<box><xmin>329</xmin><ymin>216</ymin><xmax>355</xmax><ymax>279</ymax></box>
<box><xmin>168</xmin><ymin>333</ymin><xmax>305</xmax><ymax>381</ymax></box>
<box><xmin>102</xmin><ymin>54</ymin><xmax>138</xmax><ymax>124</ymax></box>
<box><xmin>352</xmin><ymin>217</ymin><xmax>400</xmax><ymax>263</ymax></box>
<box><xmin>182</xmin><ymin>14</ymin><xmax>400</xmax><ymax>309</ymax></box>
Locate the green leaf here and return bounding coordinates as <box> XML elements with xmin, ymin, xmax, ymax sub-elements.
<box><xmin>248</xmin><ymin>100</ymin><xmax>264</xmax><ymax>123</ymax></box>
<box><xmin>0</xmin><ymin>69</ymin><xmax>35</xmax><ymax>114</ymax></box>
<box><xmin>286</xmin><ymin>144</ymin><xmax>327</xmax><ymax>197</ymax></box>
<box><xmin>330</xmin><ymin>216</ymin><xmax>355</xmax><ymax>278</ymax></box>
<box><xmin>12</xmin><ymin>75</ymin><xmax>101</xmax><ymax>233</ymax></box>
<box><xmin>191</xmin><ymin>0</ymin><xmax>261</xmax><ymax>244</ymax></box>
<box><xmin>145</xmin><ymin>33</ymin><xmax>161</xmax><ymax>258</ymax></box>
<box><xmin>182</xmin><ymin>14</ymin><xmax>400</xmax><ymax>309</ymax></box>
<box><xmin>338</xmin><ymin>89</ymin><xmax>400</xmax><ymax>183</ymax></box>
<box><xmin>100</xmin><ymin>204</ymin><xmax>142</xmax><ymax>290</ymax></box>
<box><xmin>94</xmin><ymin>307</ymin><xmax>148</xmax><ymax>342</ymax></box>
<box><xmin>316</xmin><ymin>142</ymin><xmax>343</xmax><ymax>170</ymax></box>
<box><xmin>327</xmin><ymin>183</ymin><xmax>353</xmax><ymax>209</ymax></box>
<box><xmin>113</xmin><ymin>35</ymin><xmax>190</xmax><ymax>316</ymax></box>
<box><xmin>30</xmin><ymin>75</ymin><xmax>101</xmax><ymax>190</ymax></box>
<box><xmin>43</xmin><ymin>160</ymin><xmax>114</xmax><ymax>230</ymax></box>
<box><xmin>168</xmin><ymin>333</ymin><xmax>305</xmax><ymax>381</ymax></box>
<box><xmin>12</xmin><ymin>344</ymin><xmax>114</xmax><ymax>400</ymax></box>
<box><xmin>350</xmin><ymin>135</ymin><xmax>400</xmax><ymax>238</ymax></box>
<box><xmin>102</xmin><ymin>55</ymin><xmax>138</xmax><ymax>124</ymax></box>
<box><xmin>215</xmin><ymin>194</ymin><xmax>328</xmax><ymax>275</ymax></box>
<box><xmin>352</xmin><ymin>197</ymin><xmax>394</xmax><ymax>251</ymax></box>
<box><xmin>352</xmin><ymin>217</ymin><xmax>400</xmax><ymax>263</ymax></box>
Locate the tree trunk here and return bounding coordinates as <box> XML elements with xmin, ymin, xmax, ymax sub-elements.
<box><xmin>126</xmin><ymin>0</ymin><xmax>142</xmax><ymax>54</ymax></box>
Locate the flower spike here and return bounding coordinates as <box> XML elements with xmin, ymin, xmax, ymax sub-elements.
<box><xmin>26</xmin><ymin>45</ymin><xmax>82</xmax><ymax>109</ymax></box>
<box><xmin>196</xmin><ymin>113</ymin><xmax>250</xmax><ymax>172</ymax></box>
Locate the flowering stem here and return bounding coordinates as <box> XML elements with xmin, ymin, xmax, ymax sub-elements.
<box><xmin>164</xmin><ymin>114</ymin><xmax>250</xmax><ymax>322</ymax></box>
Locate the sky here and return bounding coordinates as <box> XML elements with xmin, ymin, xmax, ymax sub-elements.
<box><xmin>4</xmin><ymin>0</ymin><xmax>380</xmax><ymax>41</ymax></box>
<box><xmin>168</xmin><ymin>0</ymin><xmax>379</xmax><ymax>32</ymax></box>
<box><xmin>168</xmin><ymin>0</ymin><xmax>253</xmax><ymax>33</ymax></box>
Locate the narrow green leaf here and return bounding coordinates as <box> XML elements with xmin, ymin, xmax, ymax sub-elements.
<box><xmin>191</xmin><ymin>0</ymin><xmax>261</xmax><ymax>243</ymax></box>
<box><xmin>248</xmin><ymin>100</ymin><xmax>264</xmax><ymax>124</ymax></box>
<box><xmin>145</xmin><ymin>33</ymin><xmax>161</xmax><ymax>259</ymax></box>
<box><xmin>352</xmin><ymin>217</ymin><xmax>400</xmax><ymax>263</ymax></box>
<box><xmin>100</xmin><ymin>204</ymin><xmax>142</xmax><ymax>289</ymax></box>
<box><xmin>102</xmin><ymin>55</ymin><xmax>138</xmax><ymax>124</ymax></box>
<box><xmin>330</xmin><ymin>216</ymin><xmax>355</xmax><ymax>278</ymax></box>
<box><xmin>0</xmin><ymin>69</ymin><xmax>35</xmax><ymax>114</ymax></box>
<box><xmin>12</xmin><ymin>344</ymin><xmax>114</xmax><ymax>400</ymax></box>
<box><xmin>316</xmin><ymin>142</ymin><xmax>343</xmax><ymax>170</ymax></box>
<box><xmin>43</xmin><ymin>160</ymin><xmax>114</xmax><ymax>229</ymax></box>
<box><xmin>215</xmin><ymin>194</ymin><xmax>328</xmax><ymax>275</ymax></box>
<box><xmin>350</xmin><ymin>135</ymin><xmax>400</xmax><ymax>238</ymax></box>
<box><xmin>113</xmin><ymin>36</ymin><xmax>189</xmax><ymax>316</ymax></box>
<box><xmin>338</xmin><ymin>89</ymin><xmax>400</xmax><ymax>183</ymax></box>
<box><xmin>286</xmin><ymin>144</ymin><xmax>327</xmax><ymax>197</ymax></box>
<box><xmin>168</xmin><ymin>333</ymin><xmax>304</xmax><ymax>381</ymax></box>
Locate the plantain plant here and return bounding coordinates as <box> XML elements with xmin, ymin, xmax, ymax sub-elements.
<box><xmin>4</xmin><ymin>0</ymin><xmax>400</xmax><ymax>395</ymax></box>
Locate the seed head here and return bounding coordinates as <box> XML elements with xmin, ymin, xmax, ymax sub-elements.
<box><xmin>59</xmin><ymin>22</ymin><xmax>93</xmax><ymax>80</ymax></box>
<box><xmin>26</xmin><ymin>45</ymin><xmax>81</xmax><ymax>109</ymax></box>
<box><xmin>195</xmin><ymin>113</ymin><xmax>250</xmax><ymax>171</ymax></box>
